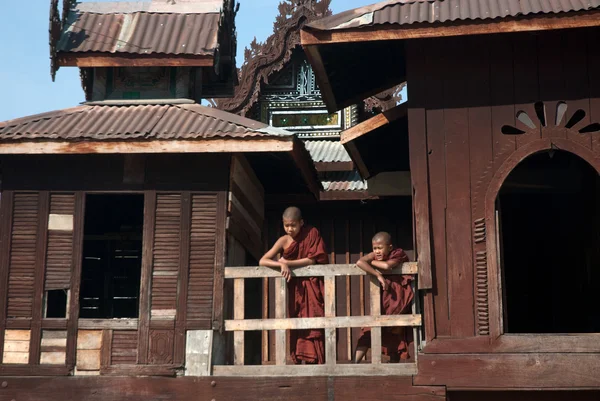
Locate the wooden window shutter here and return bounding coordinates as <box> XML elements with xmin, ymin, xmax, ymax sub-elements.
<box><xmin>6</xmin><ymin>193</ymin><xmax>43</xmax><ymax>319</ymax></box>
<box><xmin>45</xmin><ymin>194</ymin><xmax>75</xmax><ymax>290</ymax></box>
<box><xmin>150</xmin><ymin>194</ymin><xmax>182</xmax><ymax>319</ymax></box>
<box><xmin>186</xmin><ymin>194</ymin><xmax>217</xmax><ymax>326</ymax></box>
<box><xmin>110</xmin><ymin>330</ymin><xmax>138</xmax><ymax>365</ymax></box>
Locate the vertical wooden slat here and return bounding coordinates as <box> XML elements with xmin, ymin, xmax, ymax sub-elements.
<box><xmin>233</xmin><ymin>278</ymin><xmax>245</xmax><ymax>365</ymax></box>
<box><xmin>369</xmin><ymin>275</ymin><xmax>381</xmax><ymax>364</ymax></box>
<box><xmin>66</xmin><ymin>192</ymin><xmax>85</xmax><ymax>369</ymax></box>
<box><xmin>344</xmin><ymin>221</ymin><xmax>351</xmax><ymax>361</ymax></box>
<box><xmin>137</xmin><ymin>190</ymin><xmax>156</xmax><ymax>364</ymax></box>
<box><xmin>30</xmin><ymin>191</ymin><xmax>50</xmax><ymax>365</ymax></box>
<box><xmin>212</xmin><ymin>190</ymin><xmax>228</xmax><ymax>331</ymax></box>
<box><xmin>101</xmin><ymin>329</ymin><xmax>112</xmax><ymax>368</ymax></box>
<box><xmin>275</xmin><ymin>277</ymin><xmax>287</xmax><ymax>366</ymax></box>
<box><xmin>261</xmin><ymin>221</ymin><xmax>269</xmax><ymax>364</ymax></box>
<box><xmin>174</xmin><ymin>192</ymin><xmax>191</xmax><ymax>365</ymax></box>
<box><xmin>0</xmin><ymin>191</ymin><xmax>14</xmax><ymax>362</ymax></box>
<box><xmin>324</xmin><ymin>276</ymin><xmax>336</xmax><ymax>366</ymax></box>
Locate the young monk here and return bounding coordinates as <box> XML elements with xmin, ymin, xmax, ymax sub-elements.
<box><xmin>354</xmin><ymin>232</ymin><xmax>414</xmax><ymax>363</ymax></box>
<box><xmin>259</xmin><ymin>207</ymin><xmax>329</xmax><ymax>364</ymax></box>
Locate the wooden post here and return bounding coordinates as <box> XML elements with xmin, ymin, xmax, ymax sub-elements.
<box><xmin>369</xmin><ymin>276</ymin><xmax>382</xmax><ymax>364</ymax></box>
<box><xmin>275</xmin><ymin>278</ymin><xmax>287</xmax><ymax>365</ymax></box>
<box><xmin>233</xmin><ymin>278</ymin><xmax>245</xmax><ymax>365</ymax></box>
<box><xmin>324</xmin><ymin>276</ymin><xmax>336</xmax><ymax>366</ymax></box>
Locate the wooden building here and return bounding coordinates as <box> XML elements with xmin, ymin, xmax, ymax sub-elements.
<box><xmin>302</xmin><ymin>0</ymin><xmax>600</xmax><ymax>399</ymax></box>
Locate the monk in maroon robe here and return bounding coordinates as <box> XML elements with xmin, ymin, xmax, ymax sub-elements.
<box><xmin>354</xmin><ymin>232</ymin><xmax>414</xmax><ymax>363</ymax></box>
<box><xmin>260</xmin><ymin>207</ymin><xmax>329</xmax><ymax>364</ymax></box>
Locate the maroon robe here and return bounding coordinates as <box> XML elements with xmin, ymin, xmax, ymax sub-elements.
<box><xmin>283</xmin><ymin>225</ymin><xmax>329</xmax><ymax>364</ymax></box>
<box><xmin>357</xmin><ymin>248</ymin><xmax>414</xmax><ymax>360</ymax></box>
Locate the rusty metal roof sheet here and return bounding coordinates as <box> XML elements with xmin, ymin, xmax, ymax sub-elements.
<box><xmin>58</xmin><ymin>1</ymin><xmax>222</xmax><ymax>55</ymax></box>
<box><xmin>321</xmin><ymin>171</ymin><xmax>367</xmax><ymax>191</ymax></box>
<box><xmin>0</xmin><ymin>103</ymin><xmax>295</xmax><ymax>142</ymax></box>
<box><xmin>305</xmin><ymin>140</ymin><xmax>352</xmax><ymax>163</ymax></box>
<box><xmin>307</xmin><ymin>0</ymin><xmax>600</xmax><ymax>31</ymax></box>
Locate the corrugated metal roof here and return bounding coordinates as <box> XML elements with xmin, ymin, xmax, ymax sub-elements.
<box><xmin>307</xmin><ymin>0</ymin><xmax>600</xmax><ymax>31</ymax></box>
<box><xmin>58</xmin><ymin>1</ymin><xmax>222</xmax><ymax>55</ymax></box>
<box><xmin>321</xmin><ymin>171</ymin><xmax>368</xmax><ymax>191</ymax></box>
<box><xmin>305</xmin><ymin>140</ymin><xmax>352</xmax><ymax>162</ymax></box>
<box><xmin>0</xmin><ymin>103</ymin><xmax>294</xmax><ymax>142</ymax></box>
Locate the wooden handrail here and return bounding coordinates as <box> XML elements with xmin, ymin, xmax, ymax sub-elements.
<box><xmin>224</xmin><ymin>262</ymin><xmax>418</xmax><ymax>279</ymax></box>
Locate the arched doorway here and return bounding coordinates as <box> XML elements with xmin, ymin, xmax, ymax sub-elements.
<box><xmin>497</xmin><ymin>150</ymin><xmax>600</xmax><ymax>333</ymax></box>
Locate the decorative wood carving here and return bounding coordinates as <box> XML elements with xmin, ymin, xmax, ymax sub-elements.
<box><xmin>215</xmin><ymin>0</ymin><xmax>402</xmax><ymax>117</ymax></box>
<box><xmin>149</xmin><ymin>330</ymin><xmax>174</xmax><ymax>365</ymax></box>
<box><xmin>475</xmin><ymin>250</ymin><xmax>490</xmax><ymax>335</ymax></box>
<box><xmin>473</xmin><ymin>218</ymin><xmax>486</xmax><ymax>244</ymax></box>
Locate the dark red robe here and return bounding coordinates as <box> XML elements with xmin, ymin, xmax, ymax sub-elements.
<box><xmin>357</xmin><ymin>248</ymin><xmax>414</xmax><ymax>360</ymax></box>
<box><xmin>282</xmin><ymin>225</ymin><xmax>329</xmax><ymax>364</ymax></box>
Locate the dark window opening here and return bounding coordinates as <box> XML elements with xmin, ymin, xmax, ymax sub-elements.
<box><xmin>80</xmin><ymin>194</ymin><xmax>144</xmax><ymax>319</ymax></box>
<box><xmin>498</xmin><ymin>151</ymin><xmax>600</xmax><ymax>333</ymax></box>
<box><xmin>45</xmin><ymin>290</ymin><xmax>68</xmax><ymax>318</ymax></box>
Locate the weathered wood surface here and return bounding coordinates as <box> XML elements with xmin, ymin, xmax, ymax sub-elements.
<box><xmin>213</xmin><ymin>363</ymin><xmax>418</xmax><ymax>377</ymax></box>
<box><xmin>415</xmin><ymin>353</ymin><xmax>600</xmax><ymax>389</ymax></box>
<box><xmin>0</xmin><ymin>376</ymin><xmax>444</xmax><ymax>401</ymax></box>
<box><xmin>225</xmin><ymin>314</ymin><xmax>421</xmax><ymax>331</ymax></box>
<box><xmin>225</xmin><ymin>263</ymin><xmax>417</xmax><ymax>278</ymax></box>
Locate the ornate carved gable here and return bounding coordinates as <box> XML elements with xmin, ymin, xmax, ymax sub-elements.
<box><xmin>216</xmin><ymin>0</ymin><xmax>332</xmax><ymax>116</ymax></box>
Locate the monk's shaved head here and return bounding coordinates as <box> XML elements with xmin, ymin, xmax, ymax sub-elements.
<box><xmin>372</xmin><ymin>231</ymin><xmax>392</xmax><ymax>245</ymax></box>
<box><xmin>283</xmin><ymin>206</ymin><xmax>303</xmax><ymax>221</ymax></box>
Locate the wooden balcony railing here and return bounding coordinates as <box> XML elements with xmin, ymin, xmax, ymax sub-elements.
<box><xmin>212</xmin><ymin>263</ymin><xmax>421</xmax><ymax>376</ymax></box>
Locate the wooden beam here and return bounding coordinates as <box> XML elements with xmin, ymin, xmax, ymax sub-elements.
<box><xmin>57</xmin><ymin>52</ymin><xmax>214</xmax><ymax>68</ymax></box>
<box><xmin>369</xmin><ymin>275</ymin><xmax>382</xmax><ymax>364</ymax></box>
<box><xmin>319</xmin><ymin>191</ymin><xmax>376</xmax><ymax>201</ymax></box>
<box><xmin>341</xmin><ymin>104</ymin><xmax>407</xmax><ymax>145</ymax></box>
<box><xmin>343</xmin><ymin>140</ymin><xmax>370</xmax><ymax>179</ymax></box>
<box><xmin>324</xmin><ymin>276</ymin><xmax>336</xmax><ymax>366</ymax></box>
<box><xmin>303</xmin><ymin>45</ymin><xmax>339</xmax><ymax>114</ymax></box>
<box><xmin>291</xmin><ymin>139</ymin><xmax>322</xmax><ymax>200</ymax></box>
<box><xmin>275</xmin><ymin>278</ymin><xmax>287</xmax><ymax>366</ymax></box>
<box><xmin>224</xmin><ymin>314</ymin><xmax>421</xmax><ymax>331</ymax></box>
<box><xmin>233</xmin><ymin>279</ymin><xmax>245</xmax><ymax>366</ymax></box>
<box><xmin>0</xmin><ymin>376</ymin><xmax>445</xmax><ymax>401</ymax></box>
<box><xmin>314</xmin><ymin>161</ymin><xmax>355</xmax><ymax>172</ymax></box>
<box><xmin>424</xmin><ymin>335</ymin><xmax>600</xmax><ymax>354</ymax></box>
<box><xmin>77</xmin><ymin>320</ymin><xmax>139</xmax><ymax>330</ymax></box>
<box><xmin>300</xmin><ymin>11</ymin><xmax>600</xmax><ymax>45</ymax></box>
<box><xmin>0</xmin><ymin>139</ymin><xmax>294</xmax><ymax>155</ymax></box>
<box><xmin>212</xmin><ymin>363</ymin><xmax>417</xmax><ymax>377</ymax></box>
<box><xmin>415</xmin><ymin>353</ymin><xmax>600</xmax><ymax>389</ymax></box>
<box><xmin>224</xmin><ymin>263</ymin><xmax>418</xmax><ymax>278</ymax></box>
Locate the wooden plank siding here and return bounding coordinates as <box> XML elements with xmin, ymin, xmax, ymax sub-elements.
<box><xmin>406</xmin><ymin>27</ymin><xmax>600</xmax><ymax>353</ymax></box>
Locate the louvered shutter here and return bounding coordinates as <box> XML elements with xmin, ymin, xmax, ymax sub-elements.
<box><xmin>186</xmin><ymin>194</ymin><xmax>217</xmax><ymax>325</ymax></box>
<box><xmin>7</xmin><ymin>193</ymin><xmax>41</xmax><ymax>318</ymax></box>
<box><xmin>150</xmin><ymin>194</ymin><xmax>182</xmax><ymax>319</ymax></box>
<box><xmin>45</xmin><ymin>194</ymin><xmax>75</xmax><ymax>290</ymax></box>
<box><xmin>110</xmin><ymin>330</ymin><xmax>138</xmax><ymax>365</ymax></box>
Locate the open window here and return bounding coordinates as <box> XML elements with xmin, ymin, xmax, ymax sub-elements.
<box><xmin>497</xmin><ymin>150</ymin><xmax>600</xmax><ymax>333</ymax></box>
<box><xmin>79</xmin><ymin>194</ymin><xmax>144</xmax><ymax>319</ymax></box>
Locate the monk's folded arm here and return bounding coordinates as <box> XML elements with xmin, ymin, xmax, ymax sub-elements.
<box><xmin>371</xmin><ymin>259</ymin><xmax>401</xmax><ymax>271</ymax></box>
<box><xmin>260</xmin><ymin>238</ymin><xmax>286</xmax><ymax>269</ymax></box>
<box><xmin>356</xmin><ymin>259</ymin><xmax>384</xmax><ymax>279</ymax></box>
<box><xmin>285</xmin><ymin>258</ymin><xmax>315</xmax><ymax>268</ymax></box>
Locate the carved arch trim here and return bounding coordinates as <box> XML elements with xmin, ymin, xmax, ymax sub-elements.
<box><xmin>483</xmin><ymin>138</ymin><xmax>600</xmax><ymax>338</ymax></box>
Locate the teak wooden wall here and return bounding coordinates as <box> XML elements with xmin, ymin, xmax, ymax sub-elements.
<box><xmin>406</xmin><ymin>27</ymin><xmax>600</xmax><ymax>342</ymax></box>
<box><xmin>0</xmin><ymin>154</ymin><xmax>229</xmax><ymax>376</ymax></box>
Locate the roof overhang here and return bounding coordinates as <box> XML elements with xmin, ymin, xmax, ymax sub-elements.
<box><xmin>341</xmin><ymin>103</ymin><xmax>408</xmax><ymax>179</ymax></box>
<box><xmin>57</xmin><ymin>52</ymin><xmax>215</xmax><ymax>68</ymax></box>
<box><xmin>302</xmin><ymin>9</ymin><xmax>600</xmax><ymax>112</ymax></box>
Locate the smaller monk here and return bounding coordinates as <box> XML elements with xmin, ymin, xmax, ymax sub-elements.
<box><xmin>259</xmin><ymin>207</ymin><xmax>329</xmax><ymax>364</ymax></box>
<box><xmin>354</xmin><ymin>232</ymin><xmax>413</xmax><ymax>363</ymax></box>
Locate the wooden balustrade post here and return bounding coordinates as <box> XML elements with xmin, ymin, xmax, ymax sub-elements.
<box><xmin>233</xmin><ymin>278</ymin><xmax>245</xmax><ymax>365</ymax></box>
<box><xmin>324</xmin><ymin>276</ymin><xmax>336</xmax><ymax>365</ymax></box>
<box><xmin>275</xmin><ymin>277</ymin><xmax>287</xmax><ymax>365</ymax></box>
<box><xmin>369</xmin><ymin>276</ymin><xmax>382</xmax><ymax>364</ymax></box>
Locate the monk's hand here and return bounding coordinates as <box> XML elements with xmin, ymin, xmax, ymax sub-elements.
<box><xmin>280</xmin><ymin>263</ymin><xmax>292</xmax><ymax>282</ymax></box>
<box><xmin>377</xmin><ymin>274</ymin><xmax>389</xmax><ymax>291</ymax></box>
<box><xmin>278</xmin><ymin>257</ymin><xmax>288</xmax><ymax>264</ymax></box>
